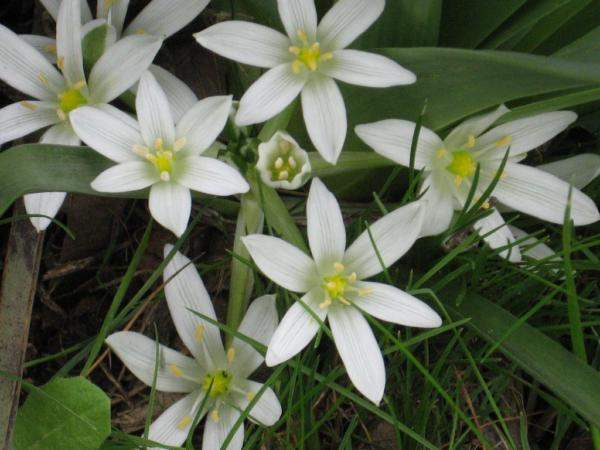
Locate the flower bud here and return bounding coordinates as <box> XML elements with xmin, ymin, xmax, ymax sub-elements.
<box><xmin>256</xmin><ymin>131</ymin><xmax>311</xmax><ymax>190</ymax></box>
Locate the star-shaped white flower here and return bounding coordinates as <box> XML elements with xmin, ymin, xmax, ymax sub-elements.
<box><xmin>0</xmin><ymin>0</ymin><xmax>161</xmax><ymax>231</ymax></box>
<box><xmin>356</xmin><ymin>106</ymin><xmax>600</xmax><ymax>262</ymax></box>
<box><xmin>106</xmin><ymin>246</ymin><xmax>282</xmax><ymax>450</ymax></box>
<box><xmin>242</xmin><ymin>178</ymin><xmax>441</xmax><ymax>403</ymax></box>
<box><xmin>194</xmin><ymin>0</ymin><xmax>415</xmax><ymax>164</ymax></box>
<box><xmin>70</xmin><ymin>71</ymin><xmax>249</xmax><ymax>236</ymax></box>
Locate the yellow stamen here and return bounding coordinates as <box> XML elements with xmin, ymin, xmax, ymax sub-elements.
<box><xmin>226</xmin><ymin>347</ymin><xmax>235</xmax><ymax>363</ymax></box>
<box><xmin>435</xmin><ymin>148</ymin><xmax>447</xmax><ymax>159</ymax></box>
<box><xmin>38</xmin><ymin>72</ymin><xmax>49</xmax><ymax>86</ymax></box>
<box><xmin>348</xmin><ymin>272</ymin><xmax>357</xmax><ymax>282</ymax></box>
<box><xmin>321</xmin><ymin>52</ymin><xmax>333</xmax><ymax>61</ymax></box>
<box><xmin>338</xmin><ymin>297</ymin><xmax>351</xmax><ymax>306</ymax></box>
<box><xmin>44</xmin><ymin>44</ymin><xmax>57</xmax><ymax>54</ymax></box>
<box><xmin>169</xmin><ymin>364</ymin><xmax>183</xmax><ymax>378</ymax></box>
<box><xmin>132</xmin><ymin>144</ymin><xmax>150</xmax><ymax>157</ymax></box>
<box><xmin>173</xmin><ymin>137</ymin><xmax>187</xmax><ymax>152</ymax></box>
<box><xmin>104</xmin><ymin>0</ymin><xmax>114</xmax><ymax>7</ymax></box>
<box><xmin>72</xmin><ymin>80</ymin><xmax>87</xmax><ymax>90</ymax></box>
<box><xmin>135</xmin><ymin>28</ymin><xmax>146</xmax><ymax>35</ymax></box>
<box><xmin>274</xmin><ymin>157</ymin><xmax>284</xmax><ymax>169</ymax></box>
<box><xmin>56</xmin><ymin>109</ymin><xmax>67</xmax><ymax>121</ymax></box>
<box><xmin>210</xmin><ymin>409</ymin><xmax>220</xmax><ymax>423</ymax></box>
<box><xmin>466</xmin><ymin>135</ymin><xmax>476</xmax><ymax>148</ymax></box>
<box><xmin>495</xmin><ymin>135</ymin><xmax>512</xmax><ymax>148</ymax></box>
<box><xmin>20</xmin><ymin>101</ymin><xmax>37</xmax><ymax>111</ymax></box>
<box><xmin>160</xmin><ymin>171</ymin><xmax>170</xmax><ymax>182</ymax></box>
<box><xmin>358</xmin><ymin>288</ymin><xmax>374</xmax><ymax>296</ymax></box>
<box><xmin>246</xmin><ymin>391</ymin><xmax>256</xmax><ymax>401</ymax></box>
<box><xmin>288</xmin><ymin>46</ymin><xmax>300</xmax><ymax>56</ymax></box>
<box><xmin>279</xmin><ymin>140</ymin><xmax>291</xmax><ymax>153</ymax></box>
<box><xmin>177</xmin><ymin>415</ymin><xmax>192</xmax><ymax>430</ymax></box>
<box><xmin>454</xmin><ymin>175</ymin><xmax>463</xmax><ymax>187</ymax></box>
<box><xmin>333</xmin><ymin>262</ymin><xmax>345</xmax><ymax>272</ymax></box>
<box><xmin>278</xmin><ymin>170</ymin><xmax>289</xmax><ymax>180</ymax></box>
<box><xmin>195</xmin><ymin>325</ymin><xmax>205</xmax><ymax>342</ymax></box>
<box><xmin>297</xmin><ymin>30</ymin><xmax>308</xmax><ymax>43</ymax></box>
<box><xmin>319</xmin><ymin>297</ymin><xmax>332</xmax><ymax>309</ymax></box>
<box><xmin>291</xmin><ymin>60</ymin><xmax>302</xmax><ymax>74</ymax></box>
<box><xmin>288</xmin><ymin>156</ymin><xmax>297</xmax><ymax>169</ymax></box>
<box><xmin>482</xmin><ymin>201</ymin><xmax>490</xmax><ymax>209</ymax></box>
<box><xmin>154</xmin><ymin>137</ymin><xmax>164</xmax><ymax>151</ymax></box>
<box><xmin>57</xmin><ymin>56</ymin><xmax>65</xmax><ymax>70</ymax></box>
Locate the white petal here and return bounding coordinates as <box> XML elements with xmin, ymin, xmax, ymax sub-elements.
<box><xmin>137</xmin><ymin>71</ymin><xmax>175</xmax><ymax>147</ymax></box>
<box><xmin>418</xmin><ymin>174</ymin><xmax>455</xmax><ymax>237</ymax></box>
<box><xmin>229</xmin><ymin>295</ymin><xmax>279</xmax><ymax>378</ymax></box>
<box><xmin>97</xmin><ymin>0</ymin><xmax>129</xmax><ymax>36</ymax></box>
<box><xmin>19</xmin><ymin>35</ymin><xmax>57</xmax><ymax>64</ymax></box>
<box><xmin>242</xmin><ymin>235</ymin><xmax>319</xmax><ymax>293</ymax></box>
<box><xmin>148</xmin><ymin>391</ymin><xmax>205</xmax><ymax>449</ymax></box>
<box><xmin>236</xmin><ymin>63</ymin><xmax>306</xmax><ymax>126</ymax></box>
<box><xmin>355</xmin><ymin>119</ymin><xmax>441</xmax><ymax>170</ymax></box>
<box><xmin>56</xmin><ymin>0</ymin><xmax>85</xmax><ymax>87</ymax></box>
<box><xmin>488</xmin><ymin>162</ymin><xmax>600</xmax><ymax>226</ymax></box>
<box><xmin>105</xmin><ymin>331</ymin><xmax>202</xmax><ymax>392</ymax></box>
<box><xmin>473</xmin><ymin>208</ymin><xmax>521</xmax><ymax>262</ymax></box>
<box><xmin>91</xmin><ymin>162</ymin><xmax>159</xmax><ymax>193</ymax></box>
<box><xmin>40</xmin><ymin>122</ymin><xmax>80</xmax><ymax>145</ymax></box>
<box><xmin>328</xmin><ymin>305</ymin><xmax>385</xmax><ymax>404</ymax></box>
<box><xmin>353</xmin><ymin>282</ymin><xmax>442</xmax><ymax>327</ymax></box>
<box><xmin>443</xmin><ymin>104</ymin><xmax>509</xmax><ymax>150</ymax></box>
<box><xmin>477</xmin><ymin>111</ymin><xmax>577</xmax><ymax>160</ymax></box>
<box><xmin>265</xmin><ymin>287</ymin><xmax>326</xmax><ymax>366</ymax></box>
<box><xmin>194</xmin><ymin>21</ymin><xmax>290</xmax><ymax>69</ymax></box>
<box><xmin>23</xmin><ymin>192</ymin><xmax>67</xmax><ymax>232</ymax></box>
<box><xmin>306</xmin><ymin>178</ymin><xmax>346</xmax><ymax>271</ymax></box>
<box><xmin>163</xmin><ymin>245</ymin><xmax>227</xmax><ymax>370</ymax></box>
<box><xmin>149</xmin><ymin>64</ymin><xmax>198</xmax><ymax>123</ymax></box>
<box><xmin>70</xmin><ymin>106</ymin><xmax>141</xmax><ymax>162</ymax></box>
<box><xmin>317</xmin><ymin>0</ymin><xmax>385</xmax><ymax>50</ymax></box>
<box><xmin>509</xmin><ymin>226</ymin><xmax>558</xmax><ymax>262</ymax></box>
<box><xmin>344</xmin><ymin>202</ymin><xmax>424</xmax><ymax>279</ymax></box>
<box><xmin>301</xmin><ymin>74</ymin><xmax>346</xmax><ymax>164</ymax></box>
<box><xmin>125</xmin><ymin>0</ymin><xmax>210</xmax><ymax>38</ymax></box>
<box><xmin>0</xmin><ymin>101</ymin><xmax>60</xmax><ymax>146</ymax></box>
<box><xmin>538</xmin><ymin>154</ymin><xmax>600</xmax><ymax>190</ymax></box>
<box><xmin>231</xmin><ymin>380</ymin><xmax>281</xmax><ymax>426</ymax></box>
<box><xmin>88</xmin><ymin>35</ymin><xmax>162</xmax><ymax>103</ymax></box>
<box><xmin>176</xmin><ymin>96</ymin><xmax>232</xmax><ymax>155</ymax></box>
<box><xmin>95</xmin><ymin>102</ymin><xmax>139</xmax><ymax>129</ymax></box>
<box><xmin>202</xmin><ymin>406</ymin><xmax>243</xmax><ymax>450</ymax></box>
<box><xmin>39</xmin><ymin>0</ymin><xmax>60</xmax><ymax>20</ymax></box>
<box><xmin>149</xmin><ymin>182</ymin><xmax>192</xmax><ymax>237</ymax></box>
<box><xmin>322</xmin><ymin>49</ymin><xmax>415</xmax><ymax>87</ymax></box>
<box><xmin>277</xmin><ymin>0</ymin><xmax>317</xmax><ymax>42</ymax></box>
<box><xmin>0</xmin><ymin>24</ymin><xmax>65</xmax><ymax>100</ymax></box>
<box><xmin>176</xmin><ymin>156</ymin><xmax>249</xmax><ymax>196</ymax></box>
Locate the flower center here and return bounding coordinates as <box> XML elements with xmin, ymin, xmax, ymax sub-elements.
<box><xmin>319</xmin><ymin>262</ymin><xmax>374</xmax><ymax>309</ymax></box>
<box><xmin>446</xmin><ymin>150</ymin><xmax>476</xmax><ymax>186</ymax></box>
<box><xmin>202</xmin><ymin>370</ymin><xmax>232</xmax><ymax>398</ymax></box>
<box><xmin>56</xmin><ymin>82</ymin><xmax>87</xmax><ymax>121</ymax></box>
<box><xmin>268</xmin><ymin>139</ymin><xmax>301</xmax><ymax>182</ymax></box>
<box><xmin>289</xmin><ymin>30</ymin><xmax>333</xmax><ymax>74</ymax></box>
<box><xmin>133</xmin><ymin>137</ymin><xmax>187</xmax><ymax>182</ymax></box>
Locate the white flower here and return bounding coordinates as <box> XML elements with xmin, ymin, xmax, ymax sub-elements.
<box><xmin>0</xmin><ymin>0</ymin><xmax>161</xmax><ymax>231</ymax></box>
<box><xmin>194</xmin><ymin>0</ymin><xmax>415</xmax><ymax>165</ymax></box>
<box><xmin>256</xmin><ymin>131</ymin><xmax>311</xmax><ymax>190</ymax></box>
<box><xmin>242</xmin><ymin>178</ymin><xmax>441</xmax><ymax>403</ymax></box>
<box><xmin>355</xmin><ymin>106</ymin><xmax>600</xmax><ymax>262</ymax></box>
<box><xmin>106</xmin><ymin>246</ymin><xmax>282</xmax><ymax>450</ymax></box>
<box><xmin>70</xmin><ymin>71</ymin><xmax>249</xmax><ymax>236</ymax></box>
<box><xmin>41</xmin><ymin>0</ymin><xmax>210</xmax><ymax>39</ymax></box>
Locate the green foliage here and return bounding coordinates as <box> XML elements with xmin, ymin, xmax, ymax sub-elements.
<box><xmin>13</xmin><ymin>377</ymin><xmax>110</xmax><ymax>450</ymax></box>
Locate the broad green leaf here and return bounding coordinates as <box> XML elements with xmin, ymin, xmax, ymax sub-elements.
<box><xmin>0</xmin><ymin>144</ymin><xmax>239</xmax><ymax>218</ymax></box>
<box><xmin>355</xmin><ymin>0</ymin><xmax>442</xmax><ymax>48</ymax></box>
<box><xmin>439</xmin><ymin>0</ymin><xmax>525</xmax><ymax>48</ymax></box>
<box><xmin>82</xmin><ymin>23</ymin><xmax>110</xmax><ymax>72</ymax></box>
<box><xmin>554</xmin><ymin>25</ymin><xmax>600</xmax><ymax>63</ymax></box>
<box><xmin>449</xmin><ymin>293</ymin><xmax>600</xmax><ymax>428</ymax></box>
<box><xmin>13</xmin><ymin>377</ymin><xmax>111</xmax><ymax>450</ymax></box>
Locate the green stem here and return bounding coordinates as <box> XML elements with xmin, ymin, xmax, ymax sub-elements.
<box><xmin>225</xmin><ymin>192</ymin><xmax>264</xmax><ymax>343</ymax></box>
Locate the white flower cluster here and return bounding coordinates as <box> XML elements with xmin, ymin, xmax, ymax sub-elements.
<box><xmin>1</xmin><ymin>0</ymin><xmax>599</xmax><ymax>449</ymax></box>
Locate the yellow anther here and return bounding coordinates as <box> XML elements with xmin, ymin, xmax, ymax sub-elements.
<box><xmin>297</xmin><ymin>30</ymin><xmax>308</xmax><ymax>43</ymax></box>
<box><xmin>154</xmin><ymin>137</ymin><xmax>164</xmax><ymax>151</ymax></box>
<box><xmin>453</xmin><ymin>175</ymin><xmax>463</xmax><ymax>186</ymax></box>
<box><xmin>319</xmin><ymin>297</ymin><xmax>332</xmax><ymax>309</ymax></box>
<box><xmin>246</xmin><ymin>391</ymin><xmax>256</xmax><ymax>401</ymax></box>
<box><xmin>436</xmin><ymin>148</ymin><xmax>448</xmax><ymax>159</ymax></box>
<box><xmin>274</xmin><ymin>157</ymin><xmax>284</xmax><ymax>169</ymax></box>
<box><xmin>20</xmin><ymin>101</ymin><xmax>37</xmax><ymax>111</ymax></box>
<box><xmin>348</xmin><ymin>272</ymin><xmax>357</xmax><ymax>282</ymax></box>
<box><xmin>132</xmin><ymin>144</ymin><xmax>150</xmax><ymax>157</ymax></box>
<box><xmin>173</xmin><ymin>137</ymin><xmax>187</xmax><ymax>152</ymax></box>
<box><xmin>321</xmin><ymin>52</ymin><xmax>333</xmax><ymax>61</ymax></box>
<box><xmin>169</xmin><ymin>364</ymin><xmax>183</xmax><ymax>378</ymax></box>
<box><xmin>495</xmin><ymin>135</ymin><xmax>512</xmax><ymax>148</ymax></box>
<box><xmin>338</xmin><ymin>297</ymin><xmax>351</xmax><ymax>306</ymax></box>
<box><xmin>334</xmin><ymin>262</ymin><xmax>345</xmax><ymax>272</ymax></box>
<box><xmin>226</xmin><ymin>347</ymin><xmax>235</xmax><ymax>363</ymax></box>
<box><xmin>466</xmin><ymin>135</ymin><xmax>476</xmax><ymax>148</ymax></box>
<box><xmin>177</xmin><ymin>415</ymin><xmax>192</xmax><ymax>430</ymax></box>
<box><xmin>500</xmin><ymin>170</ymin><xmax>508</xmax><ymax>179</ymax></box>
<box><xmin>57</xmin><ymin>56</ymin><xmax>65</xmax><ymax>70</ymax></box>
<box><xmin>358</xmin><ymin>288</ymin><xmax>374</xmax><ymax>296</ymax></box>
<box><xmin>279</xmin><ymin>140</ymin><xmax>291</xmax><ymax>153</ymax></box>
<box><xmin>104</xmin><ymin>0</ymin><xmax>114</xmax><ymax>7</ymax></box>
<box><xmin>72</xmin><ymin>80</ymin><xmax>87</xmax><ymax>90</ymax></box>
<box><xmin>210</xmin><ymin>409</ymin><xmax>220</xmax><ymax>423</ymax></box>
<box><xmin>195</xmin><ymin>325</ymin><xmax>205</xmax><ymax>342</ymax></box>
<box><xmin>44</xmin><ymin>44</ymin><xmax>57</xmax><ymax>54</ymax></box>
<box><xmin>56</xmin><ymin>109</ymin><xmax>67</xmax><ymax>121</ymax></box>
<box><xmin>288</xmin><ymin>156</ymin><xmax>297</xmax><ymax>169</ymax></box>
<box><xmin>160</xmin><ymin>171</ymin><xmax>170</xmax><ymax>182</ymax></box>
<box><xmin>38</xmin><ymin>72</ymin><xmax>49</xmax><ymax>86</ymax></box>
<box><xmin>291</xmin><ymin>60</ymin><xmax>302</xmax><ymax>74</ymax></box>
<box><xmin>135</xmin><ymin>28</ymin><xmax>146</xmax><ymax>35</ymax></box>
<box><xmin>278</xmin><ymin>170</ymin><xmax>289</xmax><ymax>180</ymax></box>
<box><xmin>288</xmin><ymin>46</ymin><xmax>300</xmax><ymax>56</ymax></box>
<box><xmin>482</xmin><ymin>201</ymin><xmax>491</xmax><ymax>209</ymax></box>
